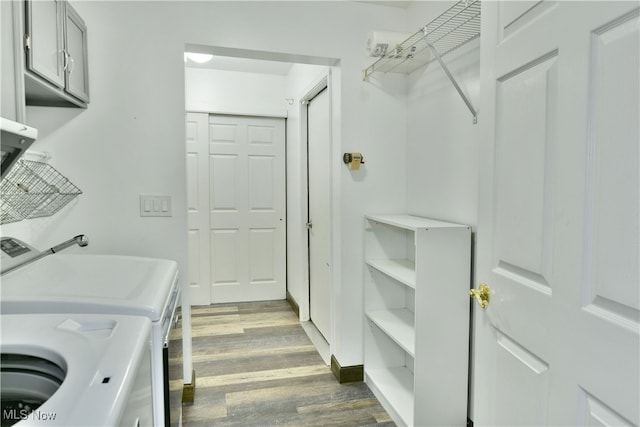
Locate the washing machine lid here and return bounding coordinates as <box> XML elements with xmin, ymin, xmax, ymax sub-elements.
<box><xmin>0</xmin><ymin>254</ymin><xmax>178</xmax><ymax>322</ymax></box>
<box><xmin>1</xmin><ymin>313</ymin><xmax>151</xmax><ymax>426</ymax></box>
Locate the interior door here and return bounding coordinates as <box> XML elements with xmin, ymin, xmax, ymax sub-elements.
<box><xmin>307</xmin><ymin>88</ymin><xmax>331</xmax><ymax>343</ymax></box>
<box><xmin>186</xmin><ymin>113</ymin><xmax>286</xmax><ymax>305</ymax></box>
<box><xmin>208</xmin><ymin>114</ymin><xmax>286</xmax><ymax>303</ymax></box>
<box><xmin>186</xmin><ymin>112</ymin><xmax>210</xmax><ymax>305</ymax></box>
<box><xmin>473</xmin><ymin>2</ymin><xmax>639</xmax><ymax>426</ymax></box>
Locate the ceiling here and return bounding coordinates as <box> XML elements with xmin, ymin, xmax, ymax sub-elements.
<box><xmin>356</xmin><ymin>1</ymin><xmax>412</xmax><ymax>8</ymax></box>
<box><xmin>184</xmin><ymin>0</ymin><xmax>412</xmax><ymax>74</ymax></box>
<box><xmin>185</xmin><ymin>55</ymin><xmax>294</xmax><ymax>76</ymax></box>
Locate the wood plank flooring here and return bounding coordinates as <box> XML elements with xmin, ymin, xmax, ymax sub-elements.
<box><xmin>177</xmin><ymin>300</ymin><xmax>394</xmax><ymax>427</ymax></box>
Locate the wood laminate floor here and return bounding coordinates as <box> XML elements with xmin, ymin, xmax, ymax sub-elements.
<box><xmin>177</xmin><ymin>300</ymin><xmax>394</xmax><ymax>427</ymax></box>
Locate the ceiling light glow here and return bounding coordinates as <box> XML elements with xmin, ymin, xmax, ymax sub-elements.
<box><xmin>184</xmin><ymin>52</ymin><xmax>213</xmax><ymax>64</ymax></box>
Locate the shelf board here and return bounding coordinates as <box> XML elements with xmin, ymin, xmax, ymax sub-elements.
<box><xmin>363</xmin><ymin>0</ymin><xmax>481</xmax><ymax>79</ymax></box>
<box><xmin>366</xmin><ymin>214</ymin><xmax>468</xmax><ymax>231</ymax></box>
<box><xmin>367</xmin><ymin>308</ymin><xmax>415</xmax><ymax>356</ymax></box>
<box><xmin>365</xmin><ymin>367</ymin><xmax>414</xmax><ymax>427</ymax></box>
<box><xmin>366</xmin><ymin>258</ymin><xmax>416</xmax><ymax>288</ymax></box>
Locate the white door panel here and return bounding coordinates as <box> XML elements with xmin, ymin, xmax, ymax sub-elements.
<box><xmin>586</xmin><ymin>12</ymin><xmax>640</xmax><ymax>320</ymax></box>
<box><xmin>186</xmin><ymin>113</ymin><xmax>286</xmax><ymax>305</ymax></box>
<box><xmin>308</xmin><ymin>88</ymin><xmax>331</xmax><ymax>343</ymax></box>
<box><xmin>210</xmin><ymin>154</ymin><xmax>238</xmax><ymax>211</ymax></box>
<box><xmin>186</xmin><ymin>113</ymin><xmax>210</xmax><ymax>305</ymax></box>
<box><xmin>474</xmin><ymin>2</ymin><xmax>639</xmax><ymax>426</ymax></box>
<box><xmin>494</xmin><ymin>51</ymin><xmax>557</xmax><ymax>287</ymax></box>
<box><xmin>494</xmin><ymin>332</ymin><xmax>550</xmax><ymax>427</ymax></box>
<box><xmin>208</xmin><ymin>115</ymin><xmax>286</xmax><ymax>304</ymax></box>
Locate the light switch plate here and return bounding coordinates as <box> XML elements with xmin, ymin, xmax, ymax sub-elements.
<box><xmin>139</xmin><ymin>195</ymin><xmax>172</xmax><ymax>217</ymax></box>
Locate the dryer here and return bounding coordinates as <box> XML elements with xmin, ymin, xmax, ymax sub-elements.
<box><xmin>0</xmin><ymin>313</ymin><xmax>153</xmax><ymax>426</ymax></box>
<box><xmin>1</xmin><ymin>238</ymin><xmax>183</xmax><ymax>426</ymax></box>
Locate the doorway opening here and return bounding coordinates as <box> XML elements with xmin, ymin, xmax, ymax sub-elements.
<box><xmin>183</xmin><ymin>45</ymin><xmax>339</xmax><ymax>362</ymax></box>
<box><xmin>304</xmin><ymin>83</ymin><xmax>331</xmax><ymax>351</ymax></box>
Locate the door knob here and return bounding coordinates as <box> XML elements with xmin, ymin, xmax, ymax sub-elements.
<box><xmin>470</xmin><ymin>283</ymin><xmax>490</xmax><ymax>309</ymax></box>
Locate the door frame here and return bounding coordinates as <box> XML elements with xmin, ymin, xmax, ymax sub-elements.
<box><xmin>186</xmin><ymin>111</ymin><xmax>288</xmax><ymax>306</ymax></box>
<box><xmin>306</xmin><ymin>84</ymin><xmax>332</xmax><ymax>344</ymax></box>
<box><xmin>298</xmin><ymin>74</ymin><xmax>331</xmax><ymax>327</ymax></box>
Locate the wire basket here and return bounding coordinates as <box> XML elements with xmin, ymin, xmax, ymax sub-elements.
<box><xmin>1</xmin><ymin>160</ymin><xmax>82</xmax><ymax>224</ymax></box>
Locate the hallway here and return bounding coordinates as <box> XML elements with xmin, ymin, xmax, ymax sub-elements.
<box><xmin>178</xmin><ymin>300</ymin><xmax>394</xmax><ymax>426</ymax></box>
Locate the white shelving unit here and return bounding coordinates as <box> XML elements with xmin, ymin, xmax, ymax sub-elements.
<box><xmin>364</xmin><ymin>214</ymin><xmax>471</xmax><ymax>426</ymax></box>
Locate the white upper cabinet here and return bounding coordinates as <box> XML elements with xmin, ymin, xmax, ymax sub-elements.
<box><xmin>24</xmin><ymin>0</ymin><xmax>89</xmax><ymax>107</ymax></box>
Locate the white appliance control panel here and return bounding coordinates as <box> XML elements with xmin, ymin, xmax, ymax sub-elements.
<box><xmin>1</xmin><ymin>237</ymin><xmax>41</xmax><ymax>272</ymax></box>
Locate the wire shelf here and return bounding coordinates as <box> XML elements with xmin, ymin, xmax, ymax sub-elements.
<box><xmin>363</xmin><ymin>0</ymin><xmax>481</xmax><ymax>79</ymax></box>
<box><xmin>1</xmin><ymin>160</ymin><xmax>82</xmax><ymax>224</ymax></box>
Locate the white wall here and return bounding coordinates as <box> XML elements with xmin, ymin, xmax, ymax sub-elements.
<box><xmin>185</xmin><ymin>67</ymin><xmax>288</xmax><ymax>117</ymax></box>
<box><xmin>6</xmin><ymin>1</ymin><xmax>409</xmax><ymax>368</ymax></box>
<box><xmin>406</xmin><ymin>1</ymin><xmax>480</xmax><ymax>229</ymax></box>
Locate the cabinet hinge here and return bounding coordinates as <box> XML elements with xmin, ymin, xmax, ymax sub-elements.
<box><xmin>24</xmin><ymin>34</ymin><xmax>31</xmax><ymax>51</ymax></box>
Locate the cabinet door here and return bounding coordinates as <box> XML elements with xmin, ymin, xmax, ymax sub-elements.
<box><xmin>1</xmin><ymin>1</ymin><xmax>19</xmax><ymax>121</ymax></box>
<box><xmin>25</xmin><ymin>0</ymin><xmax>65</xmax><ymax>89</ymax></box>
<box><xmin>64</xmin><ymin>3</ymin><xmax>89</xmax><ymax>102</ymax></box>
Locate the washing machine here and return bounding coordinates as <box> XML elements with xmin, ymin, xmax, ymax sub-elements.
<box><xmin>0</xmin><ymin>237</ymin><xmax>183</xmax><ymax>426</ymax></box>
<box><xmin>0</xmin><ymin>313</ymin><xmax>153</xmax><ymax>426</ymax></box>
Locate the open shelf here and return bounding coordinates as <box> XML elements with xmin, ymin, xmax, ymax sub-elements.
<box><xmin>362</xmin><ymin>0</ymin><xmax>481</xmax><ymax>123</ymax></box>
<box><xmin>366</xmin><ymin>213</ymin><xmax>467</xmax><ymax>231</ymax></box>
<box><xmin>367</xmin><ymin>309</ymin><xmax>415</xmax><ymax>356</ymax></box>
<box><xmin>364</xmin><ymin>213</ymin><xmax>471</xmax><ymax>426</ymax></box>
<box><xmin>366</xmin><ymin>258</ymin><xmax>415</xmax><ymax>288</ymax></box>
<box><xmin>363</xmin><ymin>0</ymin><xmax>481</xmax><ymax>79</ymax></box>
<box><xmin>366</xmin><ymin>367</ymin><xmax>414</xmax><ymax>427</ymax></box>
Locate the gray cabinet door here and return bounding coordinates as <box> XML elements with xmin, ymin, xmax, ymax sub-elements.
<box><xmin>25</xmin><ymin>0</ymin><xmax>65</xmax><ymax>89</ymax></box>
<box><xmin>64</xmin><ymin>3</ymin><xmax>89</xmax><ymax>103</ymax></box>
<box><xmin>24</xmin><ymin>0</ymin><xmax>89</xmax><ymax>107</ymax></box>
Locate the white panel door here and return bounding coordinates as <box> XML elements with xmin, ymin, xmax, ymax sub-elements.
<box><xmin>185</xmin><ymin>112</ymin><xmax>211</xmax><ymax>305</ymax></box>
<box><xmin>308</xmin><ymin>88</ymin><xmax>332</xmax><ymax>343</ymax></box>
<box><xmin>474</xmin><ymin>2</ymin><xmax>639</xmax><ymax>426</ymax></box>
<box><xmin>208</xmin><ymin>115</ymin><xmax>286</xmax><ymax>303</ymax></box>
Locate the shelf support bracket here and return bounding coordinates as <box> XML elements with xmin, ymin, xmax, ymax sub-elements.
<box><xmin>426</xmin><ymin>42</ymin><xmax>478</xmax><ymax>124</ymax></box>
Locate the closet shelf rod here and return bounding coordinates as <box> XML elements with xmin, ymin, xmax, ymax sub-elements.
<box><xmin>362</xmin><ymin>0</ymin><xmax>480</xmax><ymax>79</ymax></box>
<box><xmin>426</xmin><ymin>41</ymin><xmax>477</xmax><ymax>124</ymax></box>
<box><xmin>362</xmin><ymin>0</ymin><xmax>480</xmax><ymax>124</ymax></box>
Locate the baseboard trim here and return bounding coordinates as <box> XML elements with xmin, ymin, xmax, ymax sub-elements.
<box><xmin>330</xmin><ymin>355</ymin><xmax>363</xmax><ymax>384</ymax></box>
<box><xmin>286</xmin><ymin>292</ymin><xmax>300</xmax><ymax>317</ymax></box>
<box><xmin>182</xmin><ymin>370</ymin><xmax>196</xmax><ymax>404</ymax></box>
